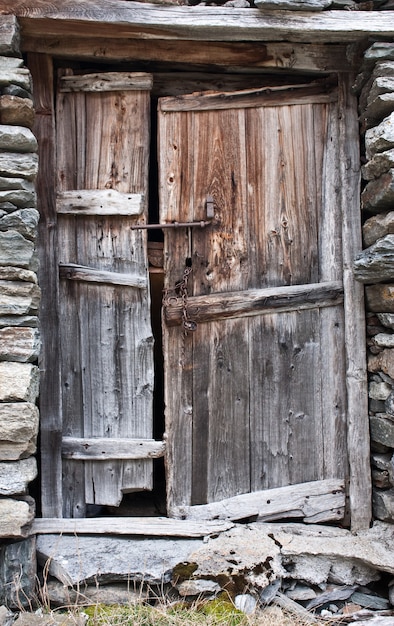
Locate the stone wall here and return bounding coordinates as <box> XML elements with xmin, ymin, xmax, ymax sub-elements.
<box><xmin>353</xmin><ymin>41</ymin><xmax>394</xmax><ymax>524</ymax></box>
<box><xmin>0</xmin><ymin>15</ymin><xmax>39</xmax><ymax>606</ymax></box>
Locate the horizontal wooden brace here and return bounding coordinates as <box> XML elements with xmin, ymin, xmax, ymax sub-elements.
<box><xmin>31</xmin><ymin>517</ymin><xmax>234</xmax><ymax>537</ymax></box>
<box><xmin>62</xmin><ymin>437</ymin><xmax>165</xmax><ymax>460</ymax></box>
<box><xmin>164</xmin><ymin>280</ymin><xmax>343</xmax><ymax>326</ymax></box>
<box><xmin>59</xmin><ymin>264</ymin><xmax>148</xmax><ymax>288</ymax></box>
<box><xmin>57</xmin><ymin>190</ymin><xmax>144</xmax><ymax>216</ymax></box>
<box><xmin>60</xmin><ymin>71</ymin><xmax>153</xmax><ymax>92</ymax></box>
<box><xmin>171</xmin><ymin>478</ymin><xmax>345</xmax><ymax>524</ymax></box>
<box><xmin>160</xmin><ymin>84</ymin><xmax>336</xmax><ymax>112</ymax></box>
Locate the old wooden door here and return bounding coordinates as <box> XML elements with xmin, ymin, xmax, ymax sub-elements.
<box><xmin>159</xmin><ymin>83</ymin><xmax>349</xmax><ymax>522</ymax></box>
<box><xmin>51</xmin><ymin>71</ymin><xmax>160</xmax><ymax>517</ymax></box>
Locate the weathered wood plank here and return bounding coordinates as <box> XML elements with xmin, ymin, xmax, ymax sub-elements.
<box><xmin>5</xmin><ymin>2</ymin><xmax>394</xmax><ymax>43</ymax></box>
<box><xmin>62</xmin><ymin>437</ymin><xmax>165</xmax><ymax>460</ymax></box>
<box><xmin>160</xmin><ymin>112</ymin><xmax>194</xmax><ymax>515</ymax></box>
<box><xmin>59</xmin><ymin>264</ymin><xmax>148</xmax><ymax>289</ymax></box>
<box><xmin>160</xmin><ymin>84</ymin><xmax>335</xmax><ymax>113</ymax></box>
<box><xmin>22</xmin><ymin>38</ymin><xmax>352</xmax><ymax>73</ymax></box>
<box><xmin>60</xmin><ymin>72</ymin><xmax>153</xmax><ymax>92</ymax></box>
<box><xmin>31</xmin><ymin>517</ymin><xmax>234</xmax><ymax>537</ymax></box>
<box><xmin>29</xmin><ymin>53</ymin><xmax>63</xmax><ymax>518</ymax></box>
<box><xmin>172</xmin><ymin>479</ymin><xmax>345</xmax><ymax>523</ymax></box>
<box><xmin>164</xmin><ymin>281</ymin><xmax>344</xmax><ymax>326</ymax></box>
<box><xmin>338</xmin><ymin>74</ymin><xmax>371</xmax><ymax>531</ymax></box>
<box><xmin>56</xmin><ymin>75</ymin><xmax>154</xmax><ymax>511</ymax></box>
<box><xmin>318</xmin><ymin>100</ymin><xmax>348</xmax><ymax>489</ymax></box>
<box><xmin>249</xmin><ymin>310</ymin><xmax>324</xmax><ymax>492</ymax></box>
<box><xmin>193</xmin><ymin>318</ymin><xmax>251</xmax><ymax>505</ymax></box>
<box><xmin>57</xmin><ymin>190</ymin><xmax>144</xmax><ymax>216</ymax></box>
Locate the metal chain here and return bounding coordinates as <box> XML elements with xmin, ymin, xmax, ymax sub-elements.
<box><xmin>162</xmin><ymin>264</ymin><xmax>197</xmax><ymax>368</ymax></box>
<box><xmin>178</xmin><ymin>266</ymin><xmax>197</xmax><ymax>333</ymax></box>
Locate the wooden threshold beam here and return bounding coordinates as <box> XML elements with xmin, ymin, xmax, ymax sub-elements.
<box><xmin>1</xmin><ymin>1</ymin><xmax>393</xmax><ymax>44</ymax></box>
<box><xmin>31</xmin><ymin>517</ymin><xmax>234</xmax><ymax>537</ymax></box>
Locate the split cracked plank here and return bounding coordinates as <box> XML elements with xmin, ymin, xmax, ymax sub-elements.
<box><xmin>2</xmin><ymin>1</ymin><xmax>394</xmax><ymax>43</ymax></box>
<box><xmin>31</xmin><ymin>517</ymin><xmax>234</xmax><ymax>537</ymax></box>
<box><xmin>59</xmin><ymin>264</ymin><xmax>148</xmax><ymax>289</ymax></box>
<box><xmin>170</xmin><ymin>479</ymin><xmax>345</xmax><ymax>523</ymax></box>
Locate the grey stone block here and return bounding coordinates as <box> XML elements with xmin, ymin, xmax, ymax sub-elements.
<box><xmin>36</xmin><ymin>535</ymin><xmax>203</xmax><ymax>586</ymax></box>
<box><xmin>366</xmin><ymin>113</ymin><xmax>394</xmax><ymax>160</ymax></box>
<box><xmin>370</xmin><ymin>414</ymin><xmax>394</xmax><ymax>448</ymax></box>
<box><xmin>0</xmin><ymin>231</ymin><xmax>35</xmax><ymax>269</ymax></box>
<box><xmin>0</xmin><ymin>326</ymin><xmax>40</xmax><ymax>362</ymax></box>
<box><xmin>0</xmin><ymin>458</ymin><xmax>37</xmax><ymax>495</ymax></box>
<box><xmin>0</xmin><ymin>126</ymin><xmax>36</xmax><ymax>153</ymax></box>
<box><xmin>373</xmin><ymin>488</ymin><xmax>394</xmax><ymax>522</ymax></box>
<box><xmin>0</xmin><ymin>362</ymin><xmax>39</xmax><ymax>402</ymax></box>
<box><xmin>0</xmin><ymin>209</ymin><xmax>39</xmax><ymax>242</ymax></box>
<box><xmin>354</xmin><ymin>234</ymin><xmax>394</xmax><ymax>283</ymax></box>
<box><xmin>0</xmin><ymin>497</ymin><xmax>35</xmax><ymax>538</ymax></box>
<box><xmin>0</xmin><ymin>153</ymin><xmax>38</xmax><ymax>181</ymax></box>
<box><xmin>0</xmin><ymin>537</ymin><xmax>36</xmax><ymax>607</ymax></box>
<box><xmin>0</xmin><ymin>280</ymin><xmax>40</xmax><ymax>316</ymax></box>
<box><xmin>361</xmin><ymin>170</ymin><xmax>394</xmax><ymax>214</ymax></box>
<box><xmin>0</xmin><ymin>402</ymin><xmax>39</xmax><ymax>460</ymax></box>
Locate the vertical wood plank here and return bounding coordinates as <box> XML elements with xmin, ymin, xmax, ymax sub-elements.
<box><xmin>338</xmin><ymin>74</ymin><xmax>371</xmax><ymax>531</ymax></box>
<box><xmin>159</xmin><ymin>110</ymin><xmax>194</xmax><ymax>514</ymax></box>
<box><xmin>318</xmin><ymin>101</ymin><xmax>348</xmax><ymax>484</ymax></box>
<box><xmin>192</xmin><ymin>318</ymin><xmax>250</xmax><ymax>504</ymax></box>
<box><xmin>250</xmin><ymin>310</ymin><xmax>323</xmax><ymax>491</ymax></box>
<box><xmin>29</xmin><ymin>53</ymin><xmax>63</xmax><ymax>518</ymax></box>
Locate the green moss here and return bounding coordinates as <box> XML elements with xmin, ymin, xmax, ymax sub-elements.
<box><xmin>200</xmin><ymin>598</ymin><xmax>246</xmax><ymax>625</ymax></box>
<box><xmin>172</xmin><ymin>561</ymin><xmax>198</xmax><ymax>583</ymax></box>
<box><xmin>81</xmin><ymin>597</ymin><xmax>248</xmax><ymax>626</ymax></box>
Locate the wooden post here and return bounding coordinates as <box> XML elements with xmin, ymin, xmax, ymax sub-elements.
<box><xmin>29</xmin><ymin>53</ymin><xmax>63</xmax><ymax>518</ymax></box>
<box><xmin>339</xmin><ymin>73</ymin><xmax>372</xmax><ymax>531</ymax></box>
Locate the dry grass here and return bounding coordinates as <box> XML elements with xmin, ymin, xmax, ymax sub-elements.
<box><xmin>72</xmin><ymin>598</ymin><xmax>330</xmax><ymax>626</ymax></box>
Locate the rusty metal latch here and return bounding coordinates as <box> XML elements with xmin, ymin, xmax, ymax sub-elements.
<box><xmin>131</xmin><ymin>220</ymin><xmax>210</xmax><ymax>230</ymax></box>
<box><xmin>131</xmin><ymin>196</ymin><xmax>215</xmax><ymax>230</ymax></box>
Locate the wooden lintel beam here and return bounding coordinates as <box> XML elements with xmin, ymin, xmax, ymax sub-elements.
<box><xmin>1</xmin><ymin>2</ymin><xmax>393</xmax><ymax>44</ymax></box>
<box><xmin>21</xmin><ymin>37</ymin><xmax>353</xmax><ymax>73</ymax></box>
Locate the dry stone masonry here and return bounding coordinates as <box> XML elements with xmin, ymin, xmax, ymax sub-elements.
<box><xmin>0</xmin><ymin>15</ymin><xmax>39</xmax><ymax>606</ymax></box>
<box><xmin>354</xmin><ymin>41</ymin><xmax>394</xmax><ymax>525</ymax></box>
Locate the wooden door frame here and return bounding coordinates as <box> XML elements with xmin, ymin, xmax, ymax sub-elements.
<box><xmin>24</xmin><ymin>9</ymin><xmax>371</xmax><ymax>530</ymax></box>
